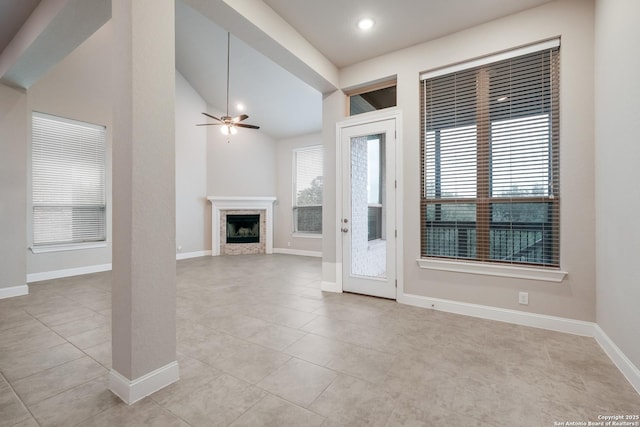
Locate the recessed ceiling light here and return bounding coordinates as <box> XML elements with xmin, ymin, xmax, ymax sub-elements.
<box><xmin>236</xmin><ymin>103</ymin><xmax>245</xmax><ymax>111</ymax></box>
<box><xmin>357</xmin><ymin>18</ymin><xmax>374</xmax><ymax>31</ymax></box>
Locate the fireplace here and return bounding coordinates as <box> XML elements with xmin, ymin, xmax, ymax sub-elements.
<box><xmin>208</xmin><ymin>196</ymin><xmax>276</xmax><ymax>256</ymax></box>
<box><xmin>226</xmin><ymin>214</ymin><xmax>260</xmax><ymax>244</ymax></box>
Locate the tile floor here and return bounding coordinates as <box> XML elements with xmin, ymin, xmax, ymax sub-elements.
<box><xmin>0</xmin><ymin>254</ymin><xmax>638</xmax><ymax>426</ymax></box>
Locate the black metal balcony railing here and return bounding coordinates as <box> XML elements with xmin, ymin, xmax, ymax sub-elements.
<box><xmin>424</xmin><ymin>221</ymin><xmax>556</xmax><ymax>266</ymax></box>
<box><xmin>368</xmin><ymin>206</ymin><xmax>382</xmax><ymax>241</ymax></box>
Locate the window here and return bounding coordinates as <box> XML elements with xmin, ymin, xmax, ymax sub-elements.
<box><xmin>420</xmin><ymin>41</ymin><xmax>560</xmax><ymax>267</ymax></box>
<box><xmin>32</xmin><ymin>112</ymin><xmax>106</xmax><ymax>249</ymax></box>
<box><xmin>348</xmin><ymin>81</ymin><xmax>397</xmax><ymax>116</ymax></box>
<box><xmin>293</xmin><ymin>146</ymin><xmax>323</xmax><ymax>234</ymax></box>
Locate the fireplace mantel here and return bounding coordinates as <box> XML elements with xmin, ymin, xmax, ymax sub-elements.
<box><xmin>207</xmin><ymin>196</ymin><xmax>276</xmax><ymax>256</ymax></box>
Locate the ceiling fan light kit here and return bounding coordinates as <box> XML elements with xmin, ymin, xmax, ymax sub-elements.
<box><xmin>220</xmin><ymin>124</ymin><xmax>237</xmax><ymax>135</ymax></box>
<box><xmin>196</xmin><ymin>32</ymin><xmax>260</xmax><ymax>141</ymax></box>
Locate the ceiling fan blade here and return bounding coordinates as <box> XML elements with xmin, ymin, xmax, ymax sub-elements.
<box><xmin>196</xmin><ymin>123</ymin><xmax>223</xmax><ymax>126</ymax></box>
<box><xmin>201</xmin><ymin>112</ymin><xmax>223</xmax><ymax>122</ymax></box>
<box><xmin>235</xmin><ymin>123</ymin><xmax>260</xmax><ymax>129</ymax></box>
<box><xmin>232</xmin><ymin>114</ymin><xmax>249</xmax><ymax>123</ymax></box>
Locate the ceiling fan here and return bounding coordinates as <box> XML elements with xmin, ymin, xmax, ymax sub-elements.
<box><xmin>197</xmin><ymin>32</ymin><xmax>260</xmax><ymax>135</ymax></box>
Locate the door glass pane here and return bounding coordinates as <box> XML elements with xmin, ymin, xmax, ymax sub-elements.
<box><xmin>351</xmin><ymin>134</ymin><xmax>386</xmax><ymax>278</ymax></box>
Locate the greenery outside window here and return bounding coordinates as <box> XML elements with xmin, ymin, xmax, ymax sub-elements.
<box><xmin>293</xmin><ymin>146</ymin><xmax>323</xmax><ymax>234</ymax></box>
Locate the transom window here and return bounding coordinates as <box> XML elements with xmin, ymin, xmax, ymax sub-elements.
<box><xmin>420</xmin><ymin>41</ymin><xmax>560</xmax><ymax>267</ymax></box>
<box><xmin>347</xmin><ymin>81</ymin><xmax>397</xmax><ymax>116</ymax></box>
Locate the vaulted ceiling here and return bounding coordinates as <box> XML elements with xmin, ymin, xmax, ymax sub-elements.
<box><xmin>1</xmin><ymin>0</ymin><xmax>555</xmax><ymax>139</ymax></box>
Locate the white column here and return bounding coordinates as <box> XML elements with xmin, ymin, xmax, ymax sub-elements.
<box><xmin>110</xmin><ymin>0</ymin><xmax>178</xmax><ymax>405</ymax></box>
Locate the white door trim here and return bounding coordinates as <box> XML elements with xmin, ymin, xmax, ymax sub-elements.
<box><xmin>334</xmin><ymin>108</ymin><xmax>403</xmax><ymax>296</ymax></box>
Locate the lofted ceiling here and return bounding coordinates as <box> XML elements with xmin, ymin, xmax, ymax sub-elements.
<box><xmin>176</xmin><ymin>0</ymin><xmax>555</xmax><ymax>139</ymax></box>
<box><xmin>1</xmin><ymin>0</ymin><xmax>556</xmax><ymax>139</ymax></box>
<box><xmin>175</xmin><ymin>0</ymin><xmax>322</xmax><ymax>140</ymax></box>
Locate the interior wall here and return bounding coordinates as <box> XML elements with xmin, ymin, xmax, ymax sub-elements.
<box><xmin>595</xmin><ymin>0</ymin><xmax>640</xmax><ymax>369</ymax></box>
<box><xmin>26</xmin><ymin>21</ymin><xmax>113</xmax><ymax>276</ymax></box>
<box><xmin>175</xmin><ymin>71</ymin><xmax>209</xmax><ymax>255</ymax></box>
<box><xmin>206</xmin><ymin>115</ymin><xmax>276</xmax><ymax>198</ymax></box>
<box><xmin>0</xmin><ymin>83</ymin><xmax>28</xmax><ymax>291</ymax></box>
<box><xmin>321</xmin><ymin>90</ymin><xmax>346</xmax><ymax>284</ymax></box>
<box><xmin>339</xmin><ymin>0</ymin><xmax>597</xmax><ymax>321</ymax></box>
<box><xmin>273</xmin><ymin>132</ymin><xmax>323</xmax><ymax>254</ymax></box>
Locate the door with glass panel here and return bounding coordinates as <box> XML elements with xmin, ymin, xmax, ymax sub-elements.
<box><xmin>341</xmin><ymin>118</ymin><xmax>396</xmax><ymax>299</ymax></box>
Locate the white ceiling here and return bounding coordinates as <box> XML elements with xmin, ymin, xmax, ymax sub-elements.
<box><xmin>263</xmin><ymin>0</ymin><xmax>554</xmax><ymax>68</ymax></box>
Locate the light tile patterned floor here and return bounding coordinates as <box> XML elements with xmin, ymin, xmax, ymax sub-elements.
<box><xmin>0</xmin><ymin>254</ymin><xmax>638</xmax><ymax>426</ymax></box>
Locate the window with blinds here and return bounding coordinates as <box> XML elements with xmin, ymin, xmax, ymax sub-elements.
<box><xmin>420</xmin><ymin>40</ymin><xmax>560</xmax><ymax>267</ymax></box>
<box><xmin>32</xmin><ymin>112</ymin><xmax>106</xmax><ymax>248</ymax></box>
<box><xmin>293</xmin><ymin>146</ymin><xmax>323</xmax><ymax>234</ymax></box>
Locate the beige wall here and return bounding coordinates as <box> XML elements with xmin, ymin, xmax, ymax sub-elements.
<box><xmin>338</xmin><ymin>0</ymin><xmax>596</xmax><ymax>321</ymax></box>
<box><xmin>175</xmin><ymin>71</ymin><xmax>209</xmax><ymax>254</ymax></box>
<box><xmin>321</xmin><ymin>90</ymin><xmax>346</xmax><ymax>284</ymax></box>
<box><xmin>26</xmin><ymin>21</ymin><xmax>114</xmax><ymax>276</ymax></box>
<box><xmin>274</xmin><ymin>132</ymin><xmax>323</xmax><ymax>253</ymax></box>
<box><xmin>206</xmin><ymin>115</ymin><xmax>276</xmax><ymax>198</ymax></box>
<box><xmin>595</xmin><ymin>0</ymin><xmax>640</xmax><ymax>368</ymax></box>
<box><xmin>0</xmin><ymin>83</ymin><xmax>28</xmax><ymax>290</ymax></box>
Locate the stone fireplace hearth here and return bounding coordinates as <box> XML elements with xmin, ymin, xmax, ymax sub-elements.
<box><xmin>207</xmin><ymin>196</ymin><xmax>276</xmax><ymax>256</ymax></box>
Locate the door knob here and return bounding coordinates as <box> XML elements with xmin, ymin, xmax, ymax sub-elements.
<box><xmin>341</xmin><ymin>227</ymin><xmax>349</xmax><ymax>233</ymax></box>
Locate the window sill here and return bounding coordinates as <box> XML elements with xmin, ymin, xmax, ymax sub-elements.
<box><xmin>30</xmin><ymin>242</ymin><xmax>107</xmax><ymax>254</ymax></box>
<box><xmin>292</xmin><ymin>233</ymin><xmax>322</xmax><ymax>239</ymax></box>
<box><xmin>416</xmin><ymin>258</ymin><xmax>567</xmax><ymax>283</ymax></box>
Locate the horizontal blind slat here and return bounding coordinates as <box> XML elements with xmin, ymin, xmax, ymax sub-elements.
<box><xmin>420</xmin><ymin>45</ymin><xmax>560</xmax><ymax>267</ymax></box>
<box><xmin>32</xmin><ymin>113</ymin><xmax>106</xmax><ymax>246</ymax></box>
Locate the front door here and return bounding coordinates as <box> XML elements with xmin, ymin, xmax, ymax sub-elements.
<box><xmin>340</xmin><ymin>118</ymin><xmax>396</xmax><ymax>299</ymax></box>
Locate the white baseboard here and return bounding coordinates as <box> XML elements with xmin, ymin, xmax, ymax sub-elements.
<box><xmin>27</xmin><ymin>263</ymin><xmax>112</xmax><ymax>283</ymax></box>
<box><xmin>594</xmin><ymin>325</ymin><xmax>640</xmax><ymax>395</ymax></box>
<box><xmin>176</xmin><ymin>250</ymin><xmax>212</xmax><ymax>260</ymax></box>
<box><xmin>273</xmin><ymin>248</ymin><xmax>322</xmax><ymax>258</ymax></box>
<box><xmin>321</xmin><ymin>261</ymin><xmax>342</xmax><ymax>293</ymax></box>
<box><xmin>321</xmin><ymin>281</ymin><xmax>342</xmax><ymax>293</ymax></box>
<box><xmin>399</xmin><ymin>292</ymin><xmax>595</xmax><ymax>336</ymax></box>
<box><xmin>109</xmin><ymin>361</ymin><xmax>179</xmax><ymax>405</ymax></box>
<box><xmin>0</xmin><ymin>284</ymin><xmax>29</xmax><ymax>300</ymax></box>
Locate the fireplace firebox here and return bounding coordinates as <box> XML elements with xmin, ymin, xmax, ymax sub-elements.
<box><xmin>226</xmin><ymin>214</ymin><xmax>260</xmax><ymax>244</ymax></box>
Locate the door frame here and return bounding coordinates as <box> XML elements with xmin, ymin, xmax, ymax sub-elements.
<box><xmin>334</xmin><ymin>107</ymin><xmax>403</xmax><ymax>297</ymax></box>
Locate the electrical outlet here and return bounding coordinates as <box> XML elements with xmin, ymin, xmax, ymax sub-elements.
<box><xmin>518</xmin><ymin>292</ymin><xmax>529</xmax><ymax>305</ymax></box>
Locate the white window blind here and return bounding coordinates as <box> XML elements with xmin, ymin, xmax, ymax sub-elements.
<box><xmin>420</xmin><ymin>42</ymin><xmax>560</xmax><ymax>267</ymax></box>
<box><xmin>293</xmin><ymin>146</ymin><xmax>323</xmax><ymax>234</ymax></box>
<box><xmin>32</xmin><ymin>112</ymin><xmax>106</xmax><ymax>247</ymax></box>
